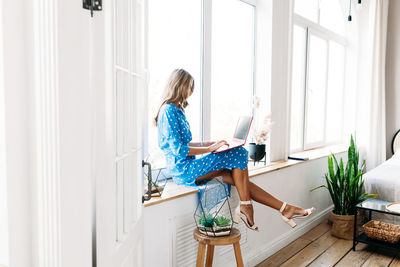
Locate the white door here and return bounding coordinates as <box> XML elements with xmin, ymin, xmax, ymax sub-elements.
<box><xmin>92</xmin><ymin>0</ymin><xmax>147</xmax><ymax>266</ymax></box>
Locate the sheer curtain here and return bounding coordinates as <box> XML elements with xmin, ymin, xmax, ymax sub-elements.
<box><xmin>355</xmin><ymin>0</ymin><xmax>389</xmax><ymax>170</ymax></box>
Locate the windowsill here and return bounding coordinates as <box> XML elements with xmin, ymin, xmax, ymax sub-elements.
<box><xmin>290</xmin><ymin>144</ymin><xmax>348</xmax><ymax>161</ymax></box>
<box><xmin>143</xmin><ymin>144</ymin><xmax>347</xmax><ymax>208</ymax></box>
<box><xmin>247</xmin><ymin>143</ymin><xmax>348</xmax><ymax>177</ymax></box>
<box><xmin>143</xmin><ymin>180</ymin><xmax>199</xmax><ymax>207</ymax></box>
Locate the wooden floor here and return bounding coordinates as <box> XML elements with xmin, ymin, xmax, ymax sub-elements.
<box><xmin>257</xmin><ymin>220</ymin><xmax>400</xmax><ymax>267</ymax></box>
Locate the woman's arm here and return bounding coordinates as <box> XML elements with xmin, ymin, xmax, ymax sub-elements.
<box><xmin>188</xmin><ymin>146</ymin><xmax>211</xmax><ymax>155</ymax></box>
<box><xmin>188</xmin><ymin>140</ymin><xmax>227</xmax><ymax>156</ymax></box>
<box><xmin>159</xmin><ymin>107</ymin><xmax>226</xmax><ymax>157</ymax></box>
<box><xmin>188</xmin><ymin>141</ymin><xmax>216</xmax><ymax>147</ymax></box>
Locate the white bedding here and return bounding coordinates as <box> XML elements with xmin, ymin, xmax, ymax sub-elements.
<box><xmin>364</xmin><ymin>152</ymin><xmax>400</xmax><ymax>202</ymax></box>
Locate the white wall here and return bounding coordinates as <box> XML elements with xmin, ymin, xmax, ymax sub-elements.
<box><xmin>144</xmin><ymin>152</ymin><xmax>346</xmax><ymax>267</ymax></box>
<box><xmin>1</xmin><ymin>0</ymin><xmax>34</xmax><ymax>265</ymax></box>
<box><xmin>385</xmin><ymin>0</ymin><xmax>400</xmax><ymax>158</ymax></box>
<box><xmin>1</xmin><ymin>1</ymin><xmax>94</xmax><ymax>266</ymax></box>
<box><xmin>0</xmin><ymin>0</ymin><xmax>9</xmax><ymax>264</ymax></box>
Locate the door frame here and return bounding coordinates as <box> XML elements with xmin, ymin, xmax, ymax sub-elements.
<box><xmin>0</xmin><ymin>1</ymin><xmax>9</xmax><ymax>264</ymax></box>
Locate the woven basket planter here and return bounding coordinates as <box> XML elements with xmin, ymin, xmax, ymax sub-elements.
<box><xmin>363</xmin><ymin>220</ymin><xmax>400</xmax><ymax>244</ymax></box>
<box><xmin>330</xmin><ymin>211</ymin><xmax>361</xmax><ymax>240</ymax></box>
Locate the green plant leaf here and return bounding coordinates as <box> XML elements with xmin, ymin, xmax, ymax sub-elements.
<box><xmin>310</xmin><ymin>185</ymin><xmax>327</xmax><ymax>192</ymax></box>
<box><xmin>332</xmin><ymin>154</ymin><xmax>340</xmax><ymax>174</ymax></box>
<box><xmin>311</xmin><ymin>135</ymin><xmax>378</xmax><ymax>215</ymax></box>
<box><xmin>199</xmin><ymin>214</ymin><xmax>215</xmax><ymax>227</ymax></box>
<box><xmin>328</xmin><ymin>157</ymin><xmax>335</xmax><ymax>180</ymax></box>
<box><xmin>215</xmin><ymin>216</ymin><xmax>231</xmax><ymax>227</ymax></box>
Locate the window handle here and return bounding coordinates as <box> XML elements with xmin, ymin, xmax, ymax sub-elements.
<box><xmin>142</xmin><ymin>160</ymin><xmax>152</xmax><ymax>203</ymax></box>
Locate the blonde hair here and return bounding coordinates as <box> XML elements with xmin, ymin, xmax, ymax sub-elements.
<box><xmin>153</xmin><ymin>69</ymin><xmax>194</xmax><ymax>126</ymax></box>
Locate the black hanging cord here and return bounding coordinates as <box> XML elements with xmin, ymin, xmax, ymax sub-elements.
<box><xmin>348</xmin><ymin>0</ymin><xmax>352</xmax><ymax>21</ymax></box>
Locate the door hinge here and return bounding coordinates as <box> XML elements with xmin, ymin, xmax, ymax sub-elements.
<box><xmin>83</xmin><ymin>0</ymin><xmax>102</xmax><ymax>17</ymax></box>
<box><xmin>142</xmin><ymin>160</ymin><xmax>152</xmax><ymax>203</ymax></box>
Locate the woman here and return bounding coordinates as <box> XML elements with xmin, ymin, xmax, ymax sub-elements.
<box><xmin>155</xmin><ymin>69</ymin><xmax>315</xmax><ymax>231</ymax></box>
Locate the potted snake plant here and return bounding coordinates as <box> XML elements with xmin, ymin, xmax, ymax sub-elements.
<box><xmin>311</xmin><ymin>135</ymin><xmax>377</xmax><ymax>240</ymax></box>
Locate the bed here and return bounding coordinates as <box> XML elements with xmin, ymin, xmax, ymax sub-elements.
<box><xmin>364</xmin><ymin>151</ymin><xmax>400</xmax><ymax>202</ymax></box>
<box><xmin>364</xmin><ymin>130</ymin><xmax>400</xmax><ymax>201</ymax></box>
<box><xmin>363</xmin><ymin>131</ymin><xmax>400</xmax><ymax>222</ymax></box>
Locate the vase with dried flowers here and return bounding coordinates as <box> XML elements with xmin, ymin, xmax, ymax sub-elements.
<box><xmin>249</xmin><ymin>96</ymin><xmax>274</xmax><ymax>162</ymax></box>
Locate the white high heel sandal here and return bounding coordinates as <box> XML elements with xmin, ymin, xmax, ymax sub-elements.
<box><xmin>233</xmin><ymin>200</ymin><xmax>259</xmax><ymax>231</ymax></box>
<box><xmin>280</xmin><ymin>202</ymin><xmax>316</xmax><ymax>228</ymax></box>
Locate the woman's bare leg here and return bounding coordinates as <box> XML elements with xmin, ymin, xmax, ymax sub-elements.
<box><xmin>195</xmin><ymin>169</ymin><xmax>255</xmax><ymax>226</ymax></box>
<box><xmin>195</xmin><ymin>169</ymin><xmax>227</xmax><ymax>184</ymax></box>
<box><xmin>223</xmin><ymin>169</ymin><xmax>307</xmax><ymax>218</ymax></box>
<box><xmin>195</xmin><ymin>169</ymin><xmax>251</xmax><ymax>202</ymax></box>
<box><xmin>195</xmin><ymin>168</ymin><xmax>307</xmax><ymax>225</ymax></box>
<box><xmin>230</xmin><ymin>168</ymin><xmax>255</xmax><ymax>226</ymax></box>
<box><xmin>231</xmin><ymin>168</ymin><xmax>251</xmax><ymax>200</ymax></box>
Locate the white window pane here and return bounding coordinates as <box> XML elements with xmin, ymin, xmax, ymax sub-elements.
<box><xmin>326</xmin><ymin>42</ymin><xmax>345</xmax><ymax>143</ymax></box>
<box><xmin>148</xmin><ymin>0</ymin><xmax>201</xmax><ymax>157</ymax></box>
<box><xmin>115</xmin><ymin>0</ymin><xmax>129</xmax><ymax>69</ymax></box>
<box><xmin>210</xmin><ymin>0</ymin><xmax>254</xmax><ymax>141</ymax></box>
<box><xmin>290</xmin><ymin>26</ymin><xmax>307</xmax><ymax>151</ymax></box>
<box><xmin>116</xmin><ymin>70</ymin><xmax>128</xmax><ymax>156</ymax></box>
<box><xmin>320</xmin><ymin>0</ymin><xmax>345</xmax><ymax>35</ymax></box>
<box><xmin>305</xmin><ymin>34</ymin><xmax>328</xmax><ymax>147</ymax></box>
<box><xmin>116</xmin><ymin>160</ymin><xmax>124</xmax><ymax>241</ymax></box>
<box><xmin>294</xmin><ymin>0</ymin><xmax>319</xmax><ymax>23</ymax></box>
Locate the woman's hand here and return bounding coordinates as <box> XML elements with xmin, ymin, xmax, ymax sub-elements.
<box><xmin>207</xmin><ymin>140</ymin><xmax>228</xmax><ymax>152</ymax></box>
<box><xmin>188</xmin><ymin>140</ymin><xmax>227</xmax><ymax>156</ymax></box>
<box><xmin>202</xmin><ymin>141</ymin><xmax>216</xmax><ymax>147</ymax></box>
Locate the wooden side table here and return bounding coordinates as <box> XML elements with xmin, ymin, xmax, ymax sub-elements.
<box><xmin>193</xmin><ymin>227</ymin><xmax>243</xmax><ymax>267</ymax></box>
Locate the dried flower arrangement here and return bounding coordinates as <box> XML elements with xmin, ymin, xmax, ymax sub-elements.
<box><xmin>252</xmin><ymin>96</ymin><xmax>274</xmax><ymax>145</ymax></box>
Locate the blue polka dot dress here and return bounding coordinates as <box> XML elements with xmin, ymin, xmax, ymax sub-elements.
<box><xmin>157</xmin><ymin>103</ymin><xmax>249</xmax><ymax>188</ymax></box>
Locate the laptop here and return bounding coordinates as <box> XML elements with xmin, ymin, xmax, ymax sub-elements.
<box><xmin>213</xmin><ymin>116</ymin><xmax>253</xmax><ymax>153</ymax></box>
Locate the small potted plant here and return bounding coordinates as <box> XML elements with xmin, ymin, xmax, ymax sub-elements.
<box><xmin>249</xmin><ymin>96</ymin><xmax>273</xmax><ymax>162</ymax></box>
<box><xmin>197</xmin><ymin>215</ymin><xmax>232</xmax><ymax>236</ymax></box>
<box><xmin>194</xmin><ymin>178</ymin><xmax>234</xmax><ymax>236</ymax></box>
<box><xmin>311</xmin><ymin>135</ymin><xmax>377</xmax><ymax>239</ymax></box>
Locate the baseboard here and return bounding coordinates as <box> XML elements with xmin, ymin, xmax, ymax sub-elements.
<box><xmin>246</xmin><ymin>205</ymin><xmax>333</xmax><ymax>267</ymax></box>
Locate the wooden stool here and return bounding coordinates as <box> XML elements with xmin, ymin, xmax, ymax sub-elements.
<box><xmin>193</xmin><ymin>227</ymin><xmax>243</xmax><ymax>267</ymax></box>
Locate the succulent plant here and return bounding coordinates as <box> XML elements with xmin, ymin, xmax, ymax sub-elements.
<box><xmin>198</xmin><ymin>214</ymin><xmax>215</xmax><ymax>227</ymax></box>
<box><xmin>215</xmin><ymin>216</ymin><xmax>231</xmax><ymax>227</ymax></box>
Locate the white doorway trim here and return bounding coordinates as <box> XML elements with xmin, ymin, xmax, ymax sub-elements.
<box><xmin>0</xmin><ymin>1</ymin><xmax>9</xmax><ymax>264</ymax></box>
<box><xmin>32</xmin><ymin>0</ymin><xmax>62</xmax><ymax>265</ymax></box>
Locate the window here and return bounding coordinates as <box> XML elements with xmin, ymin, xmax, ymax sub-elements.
<box><xmin>290</xmin><ymin>0</ymin><xmax>346</xmax><ymax>152</ymax></box>
<box><xmin>294</xmin><ymin>0</ymin><xmax>345</xmax><ymax>35</ymax></box>
<box><xmin>147</xmin><ymin>0</ymin><xmax>256</xmax><ymax>166</ymax></box>
<box><xmin>294</xmin><ymin>0</ymin><xmax>319</xmax><ymax>23</ymax></box>
<box><xmin>305</xmin><ymin>33</ymin><xmax>328</xmax><ymax>148</ymax></box>
<box><xmin>319</xmin><ymin>0</ymin><xmax>345</xmax><ymax>35</ymax></box>
<box><xmin>147</xmin><ymin>0</ymin><xmax>201</xmax><ymax>166</ymax></box>
<box><xmin>290</xmin><ymin>25</ymin><xmax>307</xmax><ymax>151</ymax></box>
<box><xmin>210</xmin><ymin>0</ymin><xmax>255</xmax><ymax>141</ymax></box>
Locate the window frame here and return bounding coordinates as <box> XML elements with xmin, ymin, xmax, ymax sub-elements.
<box><xmin>290</xmin><ymin>13</ymin><xmax>347</xmax><ymax>153</ymax></box>
<box><xmin>303</xmin><ymin>29</ymin><xmax>329</xmax><ymax>150</ymax></box>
